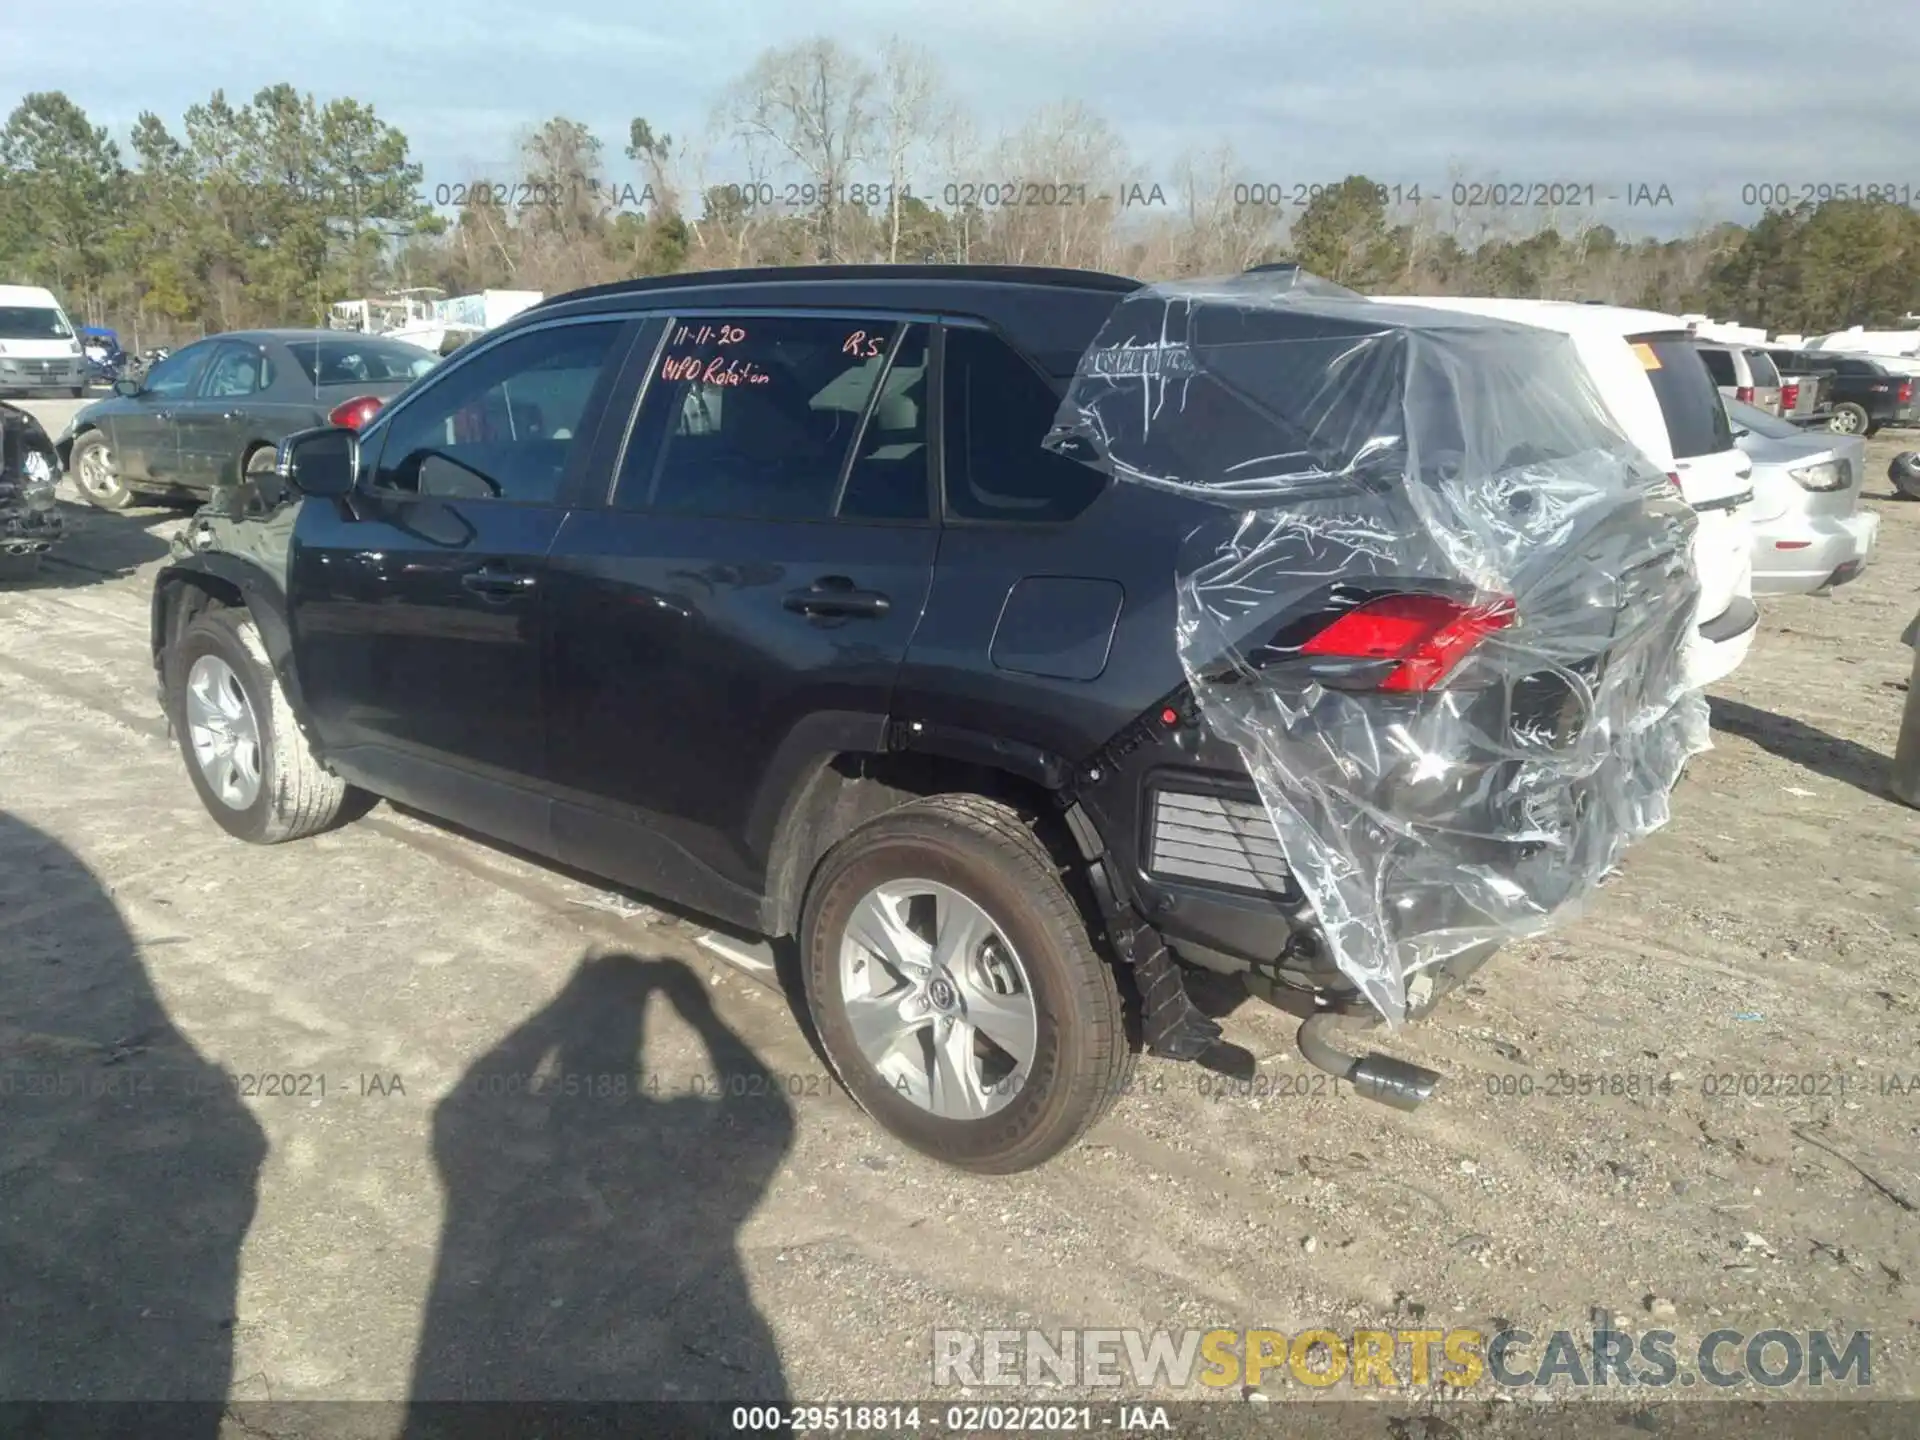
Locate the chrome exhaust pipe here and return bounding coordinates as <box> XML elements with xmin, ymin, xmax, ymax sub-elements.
<box><xmin>1297</xmin><ymin>1010</ymin><xmax>1442</xmax><ymax>1112</ymax></box>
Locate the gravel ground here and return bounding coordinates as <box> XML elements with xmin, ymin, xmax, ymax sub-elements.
<box><xmin>2</xmin><ymin>405</ymin><xmax>1916</xmax><ymax>1432</ymax></box>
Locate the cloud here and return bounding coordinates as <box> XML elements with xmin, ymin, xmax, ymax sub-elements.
<box><xmin>4</xmin><ymin>0</ymin><xmax>1912</xmax><ymax>235</ymax></box>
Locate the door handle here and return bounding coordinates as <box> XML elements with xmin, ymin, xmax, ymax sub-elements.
<box><xmin>783</xmin><ymin>576</ymin><xmax>891</xmax><ymax>618</ymax></box>
<box><xmin>460</xmin><ymin>566</ymin><xmax>538</xmax><ymax>599</ymax></box>
<box><xmin>221</xmin><ymin>410</ymin><xmax>242</xmax><ymax>421</ymax></box>
<box><xmin>155</xmin><ymin>409</ymin><xmax>173</xmax><ymax>421</ymax></box>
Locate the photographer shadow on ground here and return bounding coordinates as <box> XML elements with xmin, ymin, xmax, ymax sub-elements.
<box><xmin>404</xmin><ymin>952</ymin><xmax>796</xmax><ymax>1420</ymax></box>
<box><xmin>0</xmin><ymin>810</ymin><xmax>265</xmax><ymax>1430</ymax></box>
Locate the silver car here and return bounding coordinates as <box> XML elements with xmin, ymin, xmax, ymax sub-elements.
<box><xmin>1727</xmin><ymin>396</ymin><xmax>1878</xmax><ymax>595</ymax></box>
<box><xmin>1697</xmin><ymin>342</ymin><xmax>1784</xmax><ymax>416</ymax></box>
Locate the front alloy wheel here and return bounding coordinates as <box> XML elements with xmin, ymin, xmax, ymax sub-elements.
<box><xmin>185</xmin><ymin>653</ymin><xmax>263</xmax><ymax>810</ymax></box>
<box><xmin>72</xmin><ymin>432</ymin><xmax>134</xmax><ymax>510</ymax></box>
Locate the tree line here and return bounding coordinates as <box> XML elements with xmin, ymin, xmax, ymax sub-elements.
<box><xmin>3</xmin><ymin>37</ymin><xmax>1917</xmax><ymax>347</ymax></box>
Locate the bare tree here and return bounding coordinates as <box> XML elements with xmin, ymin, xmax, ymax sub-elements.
<box><xmin>876</xmin><ymin>38</ymin><xmax>945</xmax><ymax>263</ymax></box>
<box><xmin>725</xmin><ymin>38</ymin><xmax>877</xmax><ymax>262</ymax></box>
<box><xmin>1166</xmin><ymin>144</ymin><xmax>1277</xmax><ymax>276</ymax></box>
<box><xmin>980</xmin><ymin>101</ymin><xmax>1132</xmax><ymax>270</ymax></box>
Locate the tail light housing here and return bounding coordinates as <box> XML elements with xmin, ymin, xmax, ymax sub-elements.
<box><xmin>1299</xmin><ymin>593</ymin><xmax>1516</xmax><ymax>692</ymax></box>
<box><xmin>1735</xmin><ymin>385</ymin><xmax>1754</xmax><ymax>403</ymax></box>
<box><xmin>1898</xmin><ymin>380</ymin><xmax>1914</xmax><ymax>405</ymax></box>
<box><xmin>1780</xmin><ymin>380</ymin><xmax>1799</xmax><ymax>411</ymax></box>
<box><xmin>328</xmin><ymin>394</ymin><xmax>384</xmax><ymax>430</ymax></box>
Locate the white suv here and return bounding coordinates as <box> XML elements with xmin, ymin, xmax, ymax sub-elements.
<box><xmin>1373</xmin><ymin>297</ymin><xmax>1759</xmax><ymax>690</ymax></box>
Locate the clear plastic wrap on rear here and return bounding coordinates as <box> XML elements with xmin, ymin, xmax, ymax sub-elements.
<box><xmin>1046</xmin><ymin>268</ymin><xmax>1710</xmax><ymax>1023</ymax></box>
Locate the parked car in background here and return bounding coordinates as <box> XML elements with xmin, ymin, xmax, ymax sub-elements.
<box><xmin>1378</xmin><ymin>296</ymin><xmax>1759</xmax><ymax>691</ymax></box>
<box><xmin>0</xmin><ymin>284</ymin><xmax>86</xmax><ymax>398</ymax></box>
<box><xmin>79</xmin><ymin>326</ymin><xmax>127</xmax><ymax>387</ymax></box>
<box><xmin>1756</xmin><ymin>345</ymin><xmax>1829</xmax><ymax>423</ymax></box>
<box><xmin>54</xmin><ymin>329</ymin><xmax>438</xmax><ymax>510</ymax></box>
<box><xmin>0</xmin><ymin>400</ymin><xmax>64</xmax><ymax>579</ymax></box>
<box><xmin>1767</xmin><ymin>351</ymin><xmax>1918</xmax><ymax>436</ymax></box>
<box><xmin>1725</xmin><ymin>395</ymin><xmax>1877</xmax><ymax>595</ymax></box>
<box><xmin>1695</xmin><ymin>342</ymin><xmax>1784</xmax><ymax>416</ymax></box>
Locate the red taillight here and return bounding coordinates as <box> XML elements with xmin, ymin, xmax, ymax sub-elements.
<box><xmin>1299</xmin><ymin>593</ymin><xmax>1516</xmax><ymax>692</ymax></box>
<box><xmin>1781</xmin><ymin>381</ymin><xmax>1799</xmax><ymax>410</ymax></box>
<box><xmin>1735</xmin><ymin>385</ymin><xmax>1754</xmax><ymax>403</ymax></box>
<box><xmin>1899</xmin><ymin>380</ymin><xmax>1914</xmax><ymax>405</ymax></box>
<box><xmin>1666</xmin><ymin>471</ymin><xmax>1684</xmax><ymax>492</ymax></box>
<box><xmin>328</xmin><ymin>394</ymin><xmax>384</xmax><ymax>430</ymax></box>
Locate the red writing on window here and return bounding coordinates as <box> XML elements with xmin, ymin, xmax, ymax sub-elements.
<box><xmin>842</xmin><ymin>329</ymin><xmax>886</xmax><ymax>359</ymax></box>
<box><xmin>660</xmin><ymin>354</ymin><xmax>771</xmax><ymax>386</ymax></box>
<box><xmin>670</xmin><ymin>322</ymin><xmax>747</xmax><ymax>348</ymax></box>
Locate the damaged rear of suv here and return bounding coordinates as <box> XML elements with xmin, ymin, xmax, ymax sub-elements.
<box><xmin>151</xmin><ymin>264</ymin><xmax>1704</xmax><ymax>1173</ymax></box>
<box><xmin>1</xmin><ymin>401</ymin><xmax>63</xmax><ymax>579</ymax></box>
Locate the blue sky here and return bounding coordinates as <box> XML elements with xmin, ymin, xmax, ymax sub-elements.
<box><xmin>11</xmin><ymin>0</ymin><xmax>1917</xmax><ymax>235</ymax></box>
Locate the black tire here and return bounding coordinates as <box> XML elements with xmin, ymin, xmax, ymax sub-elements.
<box><xmin>165</xmin><ymin>607</ymin><xmax>357</xmax><ymax>844</ymax></box>
<box><xmin>1890</xmin><ymin>453</ymin><xmax>1920</xmax><ymax>501</ymax></box>
<box><xmin>1827</xmin><ymin>402</ymin><xmax>1869</xmax><ymax>436</ymax></box>
<box><xmin>69</xmin><ymin>430</ymin><xmax>135</xmax><ymax>511</ymax></box>
<box><xmin>67</xmin><ymin>386</ymin><xmax>84</xmax><ymax>399</ymax></box>
<box><xmin>243</xmin><ymin>443</ymin><xmax>277</xmax><ymax>479</ymax></box>
<box><xmin>800</xmin><ymin>794</ymin><xmax>1133</xmax><ymax>1173</ymax></box>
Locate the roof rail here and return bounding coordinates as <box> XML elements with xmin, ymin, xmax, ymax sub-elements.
<box><xmin>531</xmin><ymin>263</ymin><xmax>1142</xmax><ymax>311</ymax></box>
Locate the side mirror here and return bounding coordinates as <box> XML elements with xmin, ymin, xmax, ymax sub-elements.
<box><xmin>113</xmin><ymin>378</ymin><xmax>141</xmax><ymax>397</ymax></box>
<box><xmin>278</xmin><ymin>425</ymin><xmax>359</xmax><ymax>498</ymax></box>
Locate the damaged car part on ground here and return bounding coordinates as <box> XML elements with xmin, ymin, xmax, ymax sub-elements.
<box><xmin>150</xmin><ymin>264</ymin><xmax>1706</xmax><ymax>1173</ymax></box>
<box><xmin>0</xmin><ymin>401</ymin><xmax>64</xmax><ymax>579</ymax></box>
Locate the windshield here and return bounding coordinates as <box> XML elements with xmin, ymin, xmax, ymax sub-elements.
<box><xmin>1724</xmin><ymin>395</ymin><xmax>1801</xmax><ymax>439</ymax></box>
<box><xmin>0</xmin><ymin>305</ymin><xmax>74</xmax><ymax>341</ymax></box>
<box><xmin>286</xmin><ymin>335</ymin><xmax>438</xmax><ymax>386</ymax></box>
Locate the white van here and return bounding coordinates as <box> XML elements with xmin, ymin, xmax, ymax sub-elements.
<box><xmin>0</xmin><ymin>284</ymin><xmax>86</xmax><ymax>398</ymax></box>
<box><xmin>1373</xmin><ymin>297</ymin><xmax>1759</xmax><ymax>691</ymax></box>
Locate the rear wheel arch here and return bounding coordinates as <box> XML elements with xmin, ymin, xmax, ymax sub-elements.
<box><xmin>760</xmin><ymin>749</ymin><xmax>1073</xmax><ymax>939</ymax></box>
<box><xmin>239</xmin><ymin>439</ymin><xmax>278</xmax><ymax>480</ymax></box>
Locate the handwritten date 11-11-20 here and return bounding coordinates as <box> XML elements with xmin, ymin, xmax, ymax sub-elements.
<box><xmin>669</xmin><ymin>322</ymin><xmax>747</xmax><ymax>348</ymax></box>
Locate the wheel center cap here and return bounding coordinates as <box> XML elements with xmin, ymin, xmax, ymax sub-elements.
<box><xmin>927</xmin><ymin>976</ymin><xmax>957</xmax><ymax>1011</ymax></box>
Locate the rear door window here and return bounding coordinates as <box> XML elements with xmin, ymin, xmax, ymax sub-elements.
<box><xmin>1744</xmin><ymin>349</ymin><xmax>1780</xmax><ymax>386</ymax></box>
<box><xmin>1631</xmin><ymin>334</ymin><xmax>1733</xmax><ymax>459</ymax></box>
<box><xmin>614</xmin><ymin>315</ymin><xmax>930</xmax><ymax>522</ymax></box>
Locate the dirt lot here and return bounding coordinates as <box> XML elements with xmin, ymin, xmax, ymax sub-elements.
<box><xmin>2</xmin><ymin>406</ymin><xmax>1916</xmax><ymax>1427</ymax></box>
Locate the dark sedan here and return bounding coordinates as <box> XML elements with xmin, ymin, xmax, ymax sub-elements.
<box><xmin>54</xmin><ymin>329</ymin><xmax>438</xmax><ymax>510</ymax></box>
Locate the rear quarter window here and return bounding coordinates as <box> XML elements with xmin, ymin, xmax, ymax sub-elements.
<box><xmin>1633</xmin><ymin>335</ymin><xmax>1732</xmax><ymax>459</ymax></box>
<box><xmin>1744</xmin><ymin>350</ymin><xmax>1780</xmax><ymax>386</ymax></box>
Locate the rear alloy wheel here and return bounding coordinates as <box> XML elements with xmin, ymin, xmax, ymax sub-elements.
<box><xmin>801</xmin><ymin>795</ymin><xmax>1132</xmax><ymax>1173</ymax></box>
<box><xmin>1827</xmin><ymin>402</ymin><xmax>1869</xmax><ymax>436</ymax></box>
<box><xmin>166</xmin><ymin>608</ymin><xmax>357</xmax><ymax>843</ymax></box>
<box><xmin>70</xmin><ymin>431</ymin><xmax>135</xmax><ymax>511</ymax></box>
